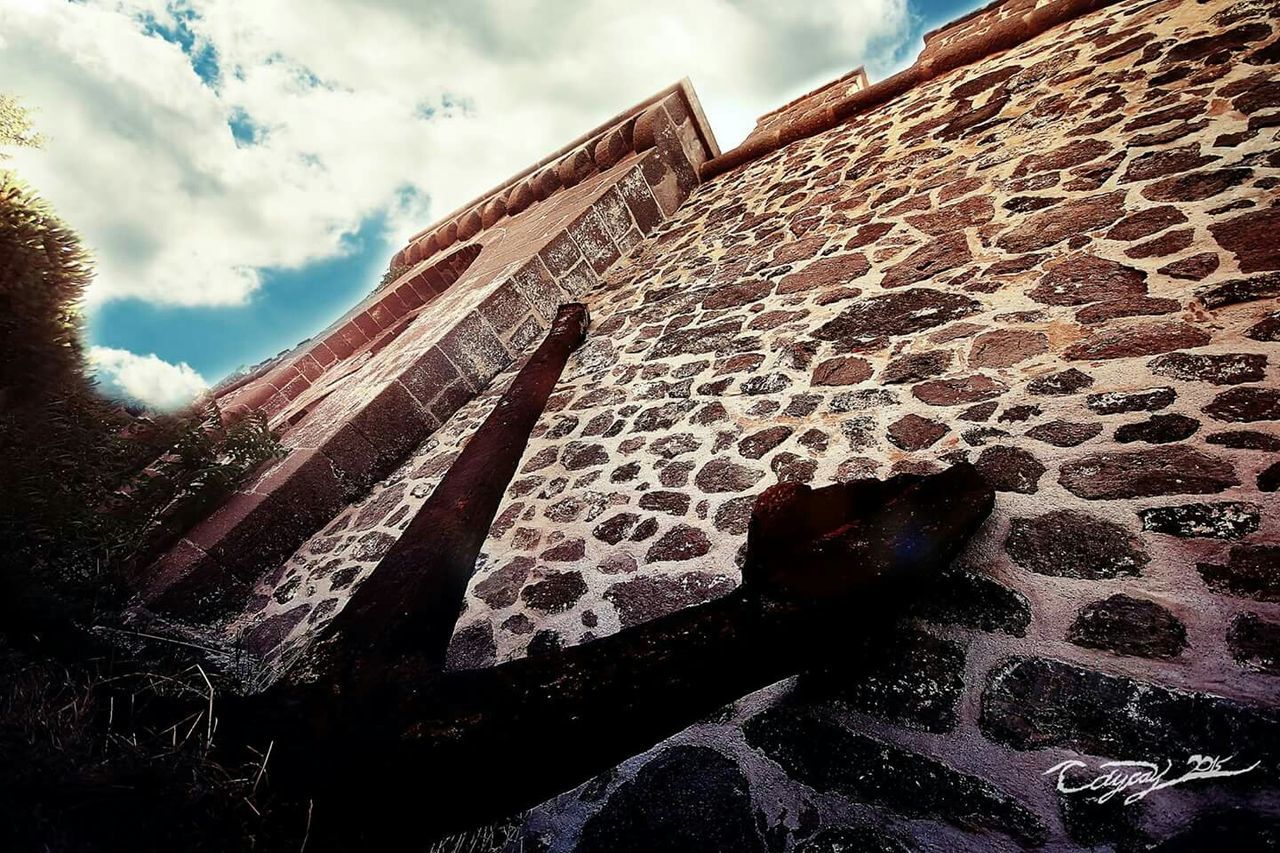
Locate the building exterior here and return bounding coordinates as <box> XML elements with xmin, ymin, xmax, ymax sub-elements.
<box><xmin>139</xmin><ymin>0</ymin><xmax>1278</xmax><ymax>847</ymax></box>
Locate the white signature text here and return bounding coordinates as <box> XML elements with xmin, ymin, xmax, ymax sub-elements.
<box><xmin>1045</xmin><ymin>755</ymin><xmax>1260</xmax><ymax>805</ymax></box>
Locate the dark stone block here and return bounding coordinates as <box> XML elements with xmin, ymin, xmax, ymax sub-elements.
<box><xmin>473</xmin><ymin>557</ymin><xmax>534</xmax><ymax>609</ymax></box>
<box><xmin>1209</xmin><ymin>207</ymin><xmax>1280</xmax><ymax>273</ymax></box>
<box><xmin>400</xmin><ymin>346</ymin><xmax>468</xmax><ymax>406</ymax></box>
<box><xmin>880</xmin><ymin>351</ymin><xmax>952</xmax><ymax>384</ymax></box>
<box><xmin>962</xmin><ymin>426</ymin><xmax>1009</xmax><ymax>446</ymax></box>
<box><xmin>739</xmin><ymin>426</ymin><xmax>794</xmax><ymax>459</ymax></box>
<box><xmin>1159</xmin><ymin>251</ymin><xmax>1219</xmax><ymax>280</ymax></box>
<box><xmin>1114</xmin><ymin>413</ymin><xmax>1200</xmax><ymax>444</ymax></box>
<box><xmin>242</xmin><ymin>603</ymin><xmax>312</xmax><ymax>657</ymax></box>
<box><xmin>1197</xmin><ymin>271</ymin><xmax>1280</xmax><ymax>309</ymax></box>
<box><xmin>593</xmin><ymin>512</ymin><xmax>640</xmax><ymax>545</ymax></box>
<box><xmin>792</xmin><ymin>627</ymin><xmax>965</xmax><ymax>733</ymax></box>
<box><xmin>979</xmin><ymin>657</ymin><xmax>1280</xmax><ymax>760</ymax></box>
<box><xmin>1065</xmin><ymin>322</ymin><xmax>1210</xmax><ymax>361</ymax></box>
<box><xmin>996</xmin><ymin>191</ymin><xmax>1127</xmax><ymax>254</ymax></box>
<box><xmin>650</xmin><ymin>319</ymin><xmax>745</xmax><ymax>359</ymax></box>
<box><xmin>637</xmin><ymin>490</ymin><xmax>690</xmax><ymax>515</ymax></box>
<box><xmin>1206</xmin><ymin>430</ymin><xmax>1280</xmax><ymax>451</ymax></box>
<box><xmin>1148</xmin><ymin>352</ymin><xmax>1268</xmax><ymax>386</ymax></box>
<box><xmin>520</xmin><ymin>571</ymin><xmax>588</xmax><ymax>613</ymax></box>
<box><xmin>561</xmin><ymin>441</ymin><xmax>610</xmax><ymax>470</ymax></box>
<box><xmin>1260</xmin><ymin>460</ymin><xmax>1280</xmax><ymax>492</ymax></box>
<box><xmin>577</xmin><ymin>746</ymin><xmax>765</xmax><ymax>853</ymax></box>
<box><xmin>1059</xmin><ymin>446</ymin><xmax>1238</xmax><ymax>499</ymax></box>
<box><xmin>1028</xmin><ymin>367</ymin><xmax>1094</xmax><ymax>395</ymax></box>
<box><xmin>445</xmin><ymin>621</ymin><xmax>496</xmax><ymax>670</ymax></box>
<box><xmin>887</xmin><ymin>414</ymin><xmax>949</xmax><ymax>451</ymax></box>
<box><xmin>1245</xmin><ymin>312</ymin><xmax>1280</xmax><ymax>342</ymax></box>
<box><xmin>1197</xmin><ymin>544</ymin><xmax>1280</xmax><ymax>602</ymax></box>
<box><xmin>1087</xmin><ymin>387</ymin><xmax>1176</xmax><ymax>414</ymax></box>
<box><xmin>814</xmin><ymin>288</ymin><xmax>982</xmax><ymax>346</ymax></box>
<box><xmin>1006</xmin><ymin>510</ymin><xmax>1148</xmax><ymax>579</ymax></box>
<box><xmin>812</xmin><ymin>355</ymin><xmax>872</xmax><ymax>386</ymax></box>
<box><xmin>974</xmin><ymin>445</ymin><xmax>1046</xmax><ymax>494</ymax></box>
<box><xmin>1228</xmin><ymin>612</ymin><xmax>1280</xmax><ymax>675</ymax></box>
<box><xmin>1203</xmin><ymin>387</ymin><xmax>1280</xmax><ymax>422</ymax></box>
<box><xmin>743</xmin><ymin>707</ymin><xmax>1045</xmax><ymax>846</ymax></box>
<box><xmin>913</xmin><ymin>375</ymin><xmax>1008</xmax><ymax>406</ymax></box>
<box><xmin>618</xmin><ymin>166</ymin><xmax>663</xmax><ymax>235</ymax></box>
<box><xmin>1029</xmin><ymin>255</ymin><xmax>1147</xmax><ymax>306</ymax></box>
<box><xmin>645</xmin><ymin>524</ymin><xmax>711</xmax><ymax>563</ymax></box>
<box><xmin>349</xmin><ymin>381</ymin><xmax>438</xmax><ymax>473</ymax></box>
<box><xmin>604</xmin><ymin>572</ymin><xmax>735</xmax><ymax>628</ymax></box>
<box><xmin>1068</xmin><ymin>594</ymin><xmax>1188</xmax><ymax>658</ymax></box>
<box><xmin>1139</xmin><ymin>501</ymin><xmax>1261</xmax><ymax>539</ymax></box>
<box><xmin>1141</xmin><ymin>168</ymin><xmax>1252</xmax><ymax>203</ymax></box>
<box><xmin>793</xmin><ymin>825</ymin><xmax>913</xmax><ymax>853</ymax></box>
<box><xmin>436</xmin><ymin>312</ymin><xmax>510</xmax><ymax>388</ymax></box>
<box><xmin>912</xmin><ymin>568</ymin><xmax>1032</xmax><ymax>637</ymax></box>
<box><xmin>1075</xmin><ymin>296</ymin><xmax>1182</xmax><ymax>325</ymax></box>
<box><xmin>695</xmin><ymin>458</ymin><xmax>764</xmax><ymax>493</ymax></box>
<box><xmin>1026</xmin><ymin>419</ymin><xmax>1103</xmax><ymax>447</ymax></box>
<box><xmin>1147</xmin><ymin>809</ymin><xmax>1280</xmax><ymax>853</ymax></box>
<box><xmin>879</xmin><ymin>233</ymin><xmax>971</xmax><ymax>289</ymax></box>
<box><xmin>1107</xmin><ymin>204</ymin><xmax>1187</xmax><ymax>241</ymax></box>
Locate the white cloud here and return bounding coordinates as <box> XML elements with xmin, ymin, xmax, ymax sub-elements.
<box><xmin>89</xmin><ymin>345</ymin><xmax>208</xmax><ymax>410</ymax></box>
<box><xmin>0</xmin><ymin>0</ymin><xmax>912</xmax><ymax>308</ymax></box>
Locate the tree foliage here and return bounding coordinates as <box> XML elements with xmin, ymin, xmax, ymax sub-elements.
<box><xmin>0</xmin><ymin>98</ymin><xmax>280</xmax><ymax>635</ymax></box>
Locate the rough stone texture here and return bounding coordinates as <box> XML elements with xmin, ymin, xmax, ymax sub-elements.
<box><xmin>179</xmin><ymin>0</ymin><xmax>1280</xmax><ymax>847</ymax></box>
<box><xmin>815</xmin><ymin>288</ymin><xmax>981</xmax><ymax>345</ymax></box>
<box><xmin>1086</xmin><ymin>387</ymin><xmax>1176</xmax><ymax>414</ymax></box>
<box><xmin>980</xmin><ymin>657</ymin><xmax>1279</xmax><ymax>761</ymax></box>
<box><xmin>1026</xmin><ymin>419</ymin><xmax>1103</xmax><ymax>447</ymax></box>
<box><xmin>1067</xmin><ymin>594</ymin><xmax>1188</xmax><ymax>659</ymax></box>
<box><xmin>1059</xmin><ymin>447</ymin><xmax>1239</xmax><ymax>499</ymax></box>
<box><xmin>1203</xmin><ymin>387</ymin><xmax>1280</xmax><ymax>422</ymax></box>
<box><xmin>974</xmin><ymin>445</ymin><xmax>1046</xmax><ymax>493</ymax></box>
<box><xmin>1149</xmin><ymin>352</ymin><xmax>1268</xmax><ymax>386</ymax></box>
<box><xmin>745</xmin><ymin>706</ymin><xmax>1046</xmax><ymax>846</ymax></box>
<box><xmin>577</xmin><ymin>746</ymin><xmax>765</xmax><ymax>853</ymax></box>
<box><xmin>1139</xmin><ymin>501</ymin><xmax>1261</xmax><ymax>540</ymax></box>
<box><xmin>1113</xmin><ymin>413</ymin><xmax>1200</xmax><ymax>444</ymax></box>
<box><xmin>911</xmin><ymin>568</ymin><xmax>1031</xmax><ymax>637</ymax></box>
<box><xmin>1006</xmin><ymin>510</ymin><xmax>1149</xmax><ymax>579</ymax></box>
<box><xmin>1028</xmin><ymin>368</ymin><xmax>1093</xmax><ymax>395</ymax></box>
<box><xmin>1197</xmin><ymin>545</ymin><xmax>1280</xmax><ymax>602</ymax></box>
<box><xmin>887</xmin><ymin>414</ymin><xmax>949</xmax><ymax>451</ymax></box>
<box><xmin>792</xmin><ymin>627</ymin><xmax>966</xmax><ymax>733</ymax></box>
<box><xmin>1228</xmin><ymin>613</ymin><xmax>1280</xmax><ymax>675</ymax></box>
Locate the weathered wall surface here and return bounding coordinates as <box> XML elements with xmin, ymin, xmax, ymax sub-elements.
<box><xmin>138</xmin><ymin>86</ymin><xmax>716</xmax><ymax>625</ymax></box>
<box><xmin>232</xmin><ymin>0</ymin><xmax>1277</xmax><ymax>846</ymax></box>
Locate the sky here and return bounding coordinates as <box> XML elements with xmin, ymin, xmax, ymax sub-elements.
<box><xmin>0</xmin><ymin>0</ymin><xmax>984</xmax><ymax>409</ymax></box>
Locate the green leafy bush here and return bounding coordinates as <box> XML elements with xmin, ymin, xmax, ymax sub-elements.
<box><xmin>0</xmin><ymin>102</ymin><xmax>280</xmax><ymax>635</ymax></box>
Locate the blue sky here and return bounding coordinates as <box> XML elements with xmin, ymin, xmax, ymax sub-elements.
<box><xmin>2</xmin><ymin>0</ymin><xmax>985</xmax><ymax>407</ymax></box>
<box><xmin>89</xmin><ymin>211</ymin><xmax>394</xmax><ymax>382</ymax></box>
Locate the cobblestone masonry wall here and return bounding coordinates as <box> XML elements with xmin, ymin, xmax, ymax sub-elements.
<box><xmin>233</xmin><ymin>0</ymin><xmax>1279</xmax><ymax>846</ymax></box>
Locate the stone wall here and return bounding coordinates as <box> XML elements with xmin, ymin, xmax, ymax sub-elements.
<box><xmin>136</xmin><ymin>85</ymin><xmax>718</xmax><ymax>624</ymax></box>
<box><xmin>181</xmin><ymin>0</ymin><xmax>1278</xmax><ymax>846</ymax></box>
